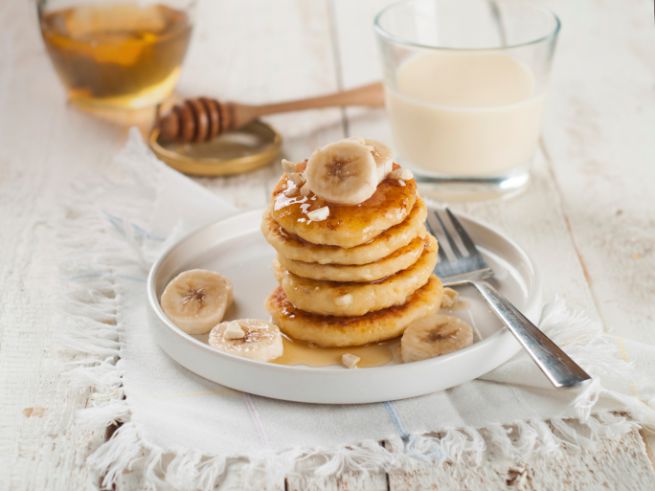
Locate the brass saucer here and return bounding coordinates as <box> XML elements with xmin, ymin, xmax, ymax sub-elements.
<box><xmin>149</xmin><ymin>120</ymin><xmax>282</xmax><ymax>176</ymax></box>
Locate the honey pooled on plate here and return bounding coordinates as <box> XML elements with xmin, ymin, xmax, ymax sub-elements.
<box><xmin>273</xmin><ymin>336</ymin><xmax>398</xmax><ymax>368</ymax></box>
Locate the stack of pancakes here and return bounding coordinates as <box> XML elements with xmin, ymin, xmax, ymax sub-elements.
<box><xmin>263</xmin><ymin>172</ymin><xmax>444</xmax><ymax>348</ymax></box>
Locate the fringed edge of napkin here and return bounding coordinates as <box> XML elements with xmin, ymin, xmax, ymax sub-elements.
<box><xmin>57</xmin><ymin>131</ymin><xmax>655</xmax><ymax>490</ymax></box>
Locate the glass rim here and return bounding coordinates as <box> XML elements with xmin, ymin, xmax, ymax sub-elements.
<box><xmin>373</xmin><ymin>0</ymin><xmax>561</xmax><ymax>52</ymax></box>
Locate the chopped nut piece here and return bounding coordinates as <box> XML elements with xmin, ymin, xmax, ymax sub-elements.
<box><xmin>389</xmin><ymin>167</ymin><xmax>414</xmax><ymax>181</ymax></box>
<box><xmin>306</xmin><ymin>206</ymin><xmax>330</xmax><ymax>222</ymax></box>
<box><xmin>283</xmin><ymin>180</ymin><xmax>297</xmax><ymax>196</ymax></box>
<box><xmin>441</xmin><ymin>287</ymin><xmax>459</xmax><ymax>309</ymax></box>
<box><xmin>223</xmin><ymin>321</ymin><xmax>246</xmax><ymax>340</ymax></box>
<box><xmin>400</xmin><ymin>168</ymin><xmax>414</xmax><ymax>180</ymax></box>
<box><xmin>341</xmin><ymin>353</ymin><xmax>360</xmax><ymax>369</ymax></box>
<box><xmin>287</xmin><ymin>172</ymin><xmax>305</xmax><ymax>186</ymax></box>
<box><xmin>335</xmin><ymin>294</ymin><xmax>353</xmax><ymax>306</ymax></box>
<box><xmin>283</xmin><ymin>173</ymin><xmax>305</xmax><ymax>196</ymax></box>
<box><xmin>281</xmin><ymin>159</ymin><xmax>298</xmax><ymax>172</ymax></box>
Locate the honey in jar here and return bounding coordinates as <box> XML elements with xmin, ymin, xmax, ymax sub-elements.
<box><xmin>39</xmin><ymin>3</ymin><xmax>192</xmax><ymax>109</ymax></box>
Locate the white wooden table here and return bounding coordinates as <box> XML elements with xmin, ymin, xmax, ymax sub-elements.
<box><xmin>1</xmin><ymin>0</ymin><xmax>654</xmax><ymax>489</ymax></box>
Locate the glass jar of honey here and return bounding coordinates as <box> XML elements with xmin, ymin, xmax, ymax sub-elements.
<box><xmin>38</xmin><ymin>0</ymin><xmax>195</xmax><ymax>110</ymax></box>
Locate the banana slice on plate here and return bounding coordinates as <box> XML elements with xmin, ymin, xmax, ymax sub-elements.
<box><xmin>305</xmin><ymin>139</ymin><xmax>379</xmax><ymax>205</ymax></box>
<box><xmin>160</xmin><ymin>269</ymin><xmax>233</xmax><ymax>335</ymax></box>
<box><xmin>208</xmin><ymin>319</ymin><xmax>283</xmax><ymax>362</ymax></box>
<box><xmin>401</xmin><ymin>313</ymin><xmax>474</xmax><ymax>363</ymax></box>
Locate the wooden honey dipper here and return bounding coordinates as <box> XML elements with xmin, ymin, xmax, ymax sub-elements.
<box><xmin>157</xmin><ymin>82</ymin><xmax>384</xmax><ymax>143</ymax></box>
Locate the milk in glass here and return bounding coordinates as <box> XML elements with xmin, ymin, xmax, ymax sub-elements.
<box><xmin>386</xmin><ymin>51</ymin><xmax>544</xmax><ymax>177</ymax></box>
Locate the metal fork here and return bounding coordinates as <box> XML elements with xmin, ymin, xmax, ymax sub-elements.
<box><xmin>428</xmin><ymin>207</ymin><xmax>591</xmax><ymax>388</ymax></box>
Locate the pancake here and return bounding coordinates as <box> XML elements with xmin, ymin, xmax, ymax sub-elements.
<box><xmin>267</xmin><ymin>275</ymin><xmax>444</xmax><ymax>347</ymax></box>
<box><xmin>269</xmin><ymin>173</ymin><xmax>417</xmax><ymax>248</ymax></box>
<box><xmin>276</xmin><ymin>235</ymin><xmax>438</xmax><ymax>316</ymax></box>
<box><xmin>277</xmin><ymin>235</ymin><xmax>429</xmax><ymax>283</ymax></box>
<box><xmin>261</xmin><ymin>198</ymin><xmax>428</xmax><ymax>265</ymax></box>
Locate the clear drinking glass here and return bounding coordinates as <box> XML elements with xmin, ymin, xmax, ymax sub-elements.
<box><xmin>374</xmin><ymin>0</ymin><xmax>560</xmax><ymax>200</ymax></box>
<box><xmin>38</xmin><ymin>0</ymin><xmax>195</xmax><ymax>110</ymax></box>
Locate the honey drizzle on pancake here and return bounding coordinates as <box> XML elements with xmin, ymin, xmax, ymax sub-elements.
<box><xmin>271</xmin><ymin>176</ymin><xmax>416</xmax><ymax>238</ymax></box>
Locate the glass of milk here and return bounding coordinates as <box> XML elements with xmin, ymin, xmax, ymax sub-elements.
<box><xmin>374</xmin><ymin>0</ymin><xmax>560</xmax><ymax>200</ymax></box>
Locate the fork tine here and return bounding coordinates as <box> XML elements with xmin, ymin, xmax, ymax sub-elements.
<box><xmin>444</xmin><ymin>207</ymin><xmax>490</xmax><ymax>270</ymax></box>
<box><xmin>445</xmin><ymin>207</ymin><xmax>481</xmax><ymax>258</ymax></box>
<box><xmin>434</xmin><ymin>210</ymin><xmax>464</xmax><ymax>258</ymax></box>
<box><xmin>426</xmin><ymin>217</ymin><xmax>449</xmax><ymax>265</ymax></box>
<box><xmin>436</xmin><ymin>236</ymin><xmax>449</xmax><ymax>265</ymax></box>
<box><xmin>425</xmin><ymin>214</ymin><xmax>437</xmax><ymax>237</ymax></box>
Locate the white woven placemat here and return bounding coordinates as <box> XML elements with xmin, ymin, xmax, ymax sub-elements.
<box><xmin>60</xmin><ymin>132</ymin><xmax>655</xmax><ymax>489</ymax></box>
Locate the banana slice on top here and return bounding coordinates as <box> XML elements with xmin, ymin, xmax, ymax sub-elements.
<box><xmin>208</xmin><ymin>319</ymin><xmax>283</xmax><ymax>362</ymax></box>
<box><xmin>400</xmin><ymin>313</ymin><xmax>474</xmax><ymax>363</ymax></box>
<box><xmin>305</xmin><ymin>139</ymin><xmax>379</xmax><ymax>205</ymax></box>
<box><xmin>348</xmin><ymin>137</ymin><xmax>394</xmax><ymax>182</ymax></box>
<box><xmin>160</xmin><ymin>269</ymin><xmax>233</xmax><ymax>335</ymax></box>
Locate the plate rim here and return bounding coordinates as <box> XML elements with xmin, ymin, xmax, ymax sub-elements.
<box><xmin>146</xmin><ymin>207</ymin><xmax>541</xmax><ymax>375</ymax></box>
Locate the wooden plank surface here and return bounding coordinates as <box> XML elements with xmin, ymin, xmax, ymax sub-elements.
<box><xmin>0</xmin><ymin>0</ymin><xmax>654</xmax><ymax>489</ymax></box>
<box><xmin>386</xmin><ymin>427</ymin><xmax>655</xmax><ymax>491</ymax></box>
<box><xmin>0</xmin><ymin>2</ymin><xmax>124</xmax><ymax>490</ymax></box>
<box><xmin>540</xmin><ymin>0</ymin><xmax>655</xmax><ymax>343</ymax></box>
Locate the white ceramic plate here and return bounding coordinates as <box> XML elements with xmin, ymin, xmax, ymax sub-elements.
<box><xmin>147</xmin><ymin>209</ymin><xmax>540</xmax><ymax>404</ymax></box>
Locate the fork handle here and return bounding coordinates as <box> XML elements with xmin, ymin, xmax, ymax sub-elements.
<box><xmin>472</xmin><ymin>281</ymin><xmax>591</xmax><ymax>388</ymax></box>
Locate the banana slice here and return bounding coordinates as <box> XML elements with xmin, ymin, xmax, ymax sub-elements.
<box><xmin>348</xmin><ymin>137</ymin><xmax>394</xmax><ymax>181</ymax></box>
<box><xmin>208</xmin><ymin>319</ymin><xmax>283</xmax><ymax>361</ymax></box>
<box><xmin>160</xmin><ymin>269</ymin><xmax>233</xmax><ymax>335</ymax></box>
<box><xmin>304</xmin><ymin>139</ymin><xmax>379</xmax><ymax>205</ymax></box>
<box><xmin>400</xmin><ymin>313</ymin><xmax>474</xmax><ymax>363</ymax></box>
